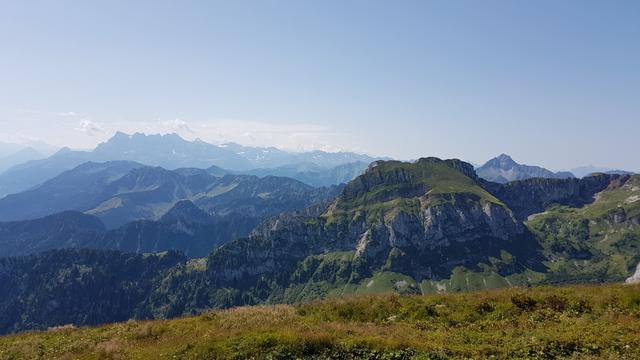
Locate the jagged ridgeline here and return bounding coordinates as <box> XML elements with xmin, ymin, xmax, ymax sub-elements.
<box><xmin>206</xmin><ymin>158</ymin><xmax>533</xmax><ymax>302</ymax></box>
<box><xmin>1</xmin><ymin>157</ymin><xmax>639</xmax><ymax>334</ymax></box>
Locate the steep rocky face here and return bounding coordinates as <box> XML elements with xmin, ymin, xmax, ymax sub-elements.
<box><xmin>344</xmin><ymin>194</ymin><xmax>526</xmax><ymax>280</ymax></box>
<box><xmin>207</xmin><ymin>158</ymin><xmax>527</xmax><ymax>286</ymax></box>
<box><xmin>626</xmin><ymin>263</ymin><xmax>640</xmax><ymax>284</ymax></box>
<box><xmin>526</xmin><ymin>175</ymin><xmax>640</xmax><ymax>283</ymax></box>
<box><xmin>482</xmin><ymin>174</ymin><xmax>618</xmax><ymax>220</ymax></box>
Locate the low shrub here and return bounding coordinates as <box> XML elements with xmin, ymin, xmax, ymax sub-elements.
<box><xmin>474</xmin><ymin>301</ymin><xmax>494</xmax><ymax>314</ymax></box>
<box><xmin>543</xmin><ymin>295</ymin><xmax>568</xmax><ymax>312</ymax></box>
<box><xmin>511</xmin><ymin>293</ymin><xmax>537</xmax><ymax>311</ymax></box>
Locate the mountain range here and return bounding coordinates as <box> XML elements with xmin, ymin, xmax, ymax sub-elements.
<box><xmin>240</xmin><ymin>161</ymin><xmax>370</xmax><ymax>187</ymax></box>
<box><xmin>475</xmin><ymin>154</ymin><xmax>575</xmax><ymax>183</ymax></box>
<box><xmin>0</xmin><ymin>202</ymin><xmax>258</xmax><ymax>259</ymax></box>
<box><xmin>0</xmin><ymin>140</ymin><xmax>59</xmax><ymax>174</ymax></box>
<box><xmin>2</xmin><ymin>130</ymin><xmax>635</xmax><ymax>201</ymax></box>
<box><xmin>1</xmin><ymin>156</ymin><xmax>639</xmax><ymax>334</ymax></box>
<box><xmin>0</xmin><ymin>160</ymin><xmax>340</xmax><ymax>227</ymax></box>
<box><xmin>0</xmin><ymin>160</ymin><xmax>342</xmax><ymax>259</ymax></box>
<box><xmin>0</xmin><ymin>132</ymin><xmax>381</xmax><ymax>197</ymax></box>
<box><xmin>0</xmin><ymin>147</ymin><xmax>45</xmax><ymax>173</ymax></box>
<box><xmin>475</xmin><ymin>154</ymin><xmax>636</xmax><ymax>182</ymax></box>
<box><xmin>0</xmin><ymin>140</ymin><xmax>58</xmax><ymax>158</ymax></box>
<box><xmin>569</xmin><ymin>165</ymin><xmax>636</xmax><ymax>178</ymax></box>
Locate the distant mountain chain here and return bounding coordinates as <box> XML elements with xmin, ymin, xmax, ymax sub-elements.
<box><xmin>0</xmin><ymin>161</ymin><xmax>342</xmax><ymax>257</ymax></box>
<box><xmin>475</xmin><ymin>154</ymin><xmax>635</xmax><ymax>183</ymax></box>
<box><xmin>1</xmin><ymin>133</ymin><xmax>635</xmax><ymax>198</ymax></box>
<box><xmin>0</xmin><ymin>133</ymin><xmax>639</xmax><ymax>335</ymax></box>
<box><xmin>0</xmin><ymin>147</ymin><xmax>45</xmax><ymax>174</ymax></box>
<box><xmin>0</xmin><ymin>203</ymin><xmax>257</xmax><ymax>259</ymax></box>
<box><xmin>569</xmin><ymin>165</ymin><xmax>635</xmax><ymax>178</ymax></box>
<box><xmin>1</xmin><ymin>156</ymin><xmax>639</xmax><ymax>334</ymax></box>
<box><xmin>0</xmin><ymin>132</ymin><xmax>382</xmax><ymax>197</ymax></box>
<box><xmin>475</xmin><ymin>154</ymin><xmax>575</xmax><ymax>183</ymax></box>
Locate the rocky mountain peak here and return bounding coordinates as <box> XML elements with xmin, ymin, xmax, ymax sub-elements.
<box><xmin>486</xmin><ymin>153</ymin><xmax>517</xmax><ymax>168</ymax></box>
<box><xmin>477</xmin><ymin>154</ymin><xmax>574</xmax><ymax>184</ymax></box>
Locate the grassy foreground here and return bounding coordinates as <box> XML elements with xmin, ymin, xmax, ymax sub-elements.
<box><xmin>1</xmin><ymin>284</ymin><xmax>640</xmax><ymax>360</ymax></box>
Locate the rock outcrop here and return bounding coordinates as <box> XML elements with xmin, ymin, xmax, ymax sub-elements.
<box><xmin>482</xmin><ymin>174</ymin><xmax>618</xmax><ymax>220</ymax></box>
<box><xmin>626</xmin><ymin>263</ymin><xmax>640</xmax><ymax>284</ymax></box>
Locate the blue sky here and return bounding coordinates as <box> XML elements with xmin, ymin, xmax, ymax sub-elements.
<box><xmin>0</xmin><ymin>1</ymin><xmax>638</xmax><ymax>170</ymax></box>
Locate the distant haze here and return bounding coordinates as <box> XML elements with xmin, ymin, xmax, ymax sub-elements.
<box><xmin>1</xmin><ymin>1</ymin><xmax>638</xmax><ymax>171</ymax></box>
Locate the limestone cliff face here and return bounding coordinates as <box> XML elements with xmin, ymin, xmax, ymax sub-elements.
<box><xmin>354</xmin><ymin>195</ymin><xmax>521</xmax><ymax>255</ymax></box>
<box><xmin>206</xmin><ymin>160</ymin><xmax>626</xmax><ymax>288</ymax></box>
<box><xmin>482</xmin><ymin>174</ymin><xmax>617</xmax><ymax>220</ymax></box>
<box><xmin>208</xmin><ymin>158</ymin><xmax>525</xmax><ymax>284</ymax></box>
<box><xmin>351</xmin><ymin>192</ymin><xmax>524</xmax><ymax>279</ymax></box>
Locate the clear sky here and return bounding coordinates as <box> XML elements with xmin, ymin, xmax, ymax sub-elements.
<box><xmin>0</xmin><ymin>1</ymin><xmax>638</xmax><ymax>171</ymax></box>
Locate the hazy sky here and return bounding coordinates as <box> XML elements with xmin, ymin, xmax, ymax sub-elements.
<box><xmin>0</xmin><ymin>1</ymin><xmax>638</xmax><ymax>170</ymax></box>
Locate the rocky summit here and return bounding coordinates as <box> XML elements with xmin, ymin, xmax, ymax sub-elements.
<box><xmin>476</xmin><ymin>153</ymin><xmax>575</xmax><ymax>183</ymax></box>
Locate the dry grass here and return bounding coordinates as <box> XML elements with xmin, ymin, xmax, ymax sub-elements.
<box><xmin>0</xmin><ymin>283</ymin><xmax>639</xmax><ymax>359</ymax></box>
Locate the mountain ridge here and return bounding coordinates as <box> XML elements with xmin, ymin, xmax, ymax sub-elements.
<box><xmin>0</xmin><ymin>161</ymin><xmax>342</xmax><ymax>228</ymax></box>
<box><xmin>0</xmin><ymin>132</ymin><xmax>383</xmax><ymax>197</ymax></box>
<box><xmin>0</xmin><ymin>157</ymin><xmax>638</xmax><ymax>334</ymax></box>
<box><xmin>476</xmin><ymin>154</ymin><xmax>575</xmax><ymax>183</ymax></box>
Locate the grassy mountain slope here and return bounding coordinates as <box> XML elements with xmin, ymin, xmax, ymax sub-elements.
<box><xmin>1</xmin><ymin>283</ymin><xmax>639</xmax><ymax>359</ymax></box>
<box><xmin>325</xmin><ymin>158</ymin><xmax>503</xmax><ymax>224</ymax></box>
<box><xmin>527</xmin><ymin>175</ymin><xmax>640</xmax><ymax>283</ymax></box>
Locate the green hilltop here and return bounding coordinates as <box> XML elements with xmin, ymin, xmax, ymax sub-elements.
<box><xmin>324</xmin><ymin>158</ymin><xmax>503</xmax><ymax>224</ymax></box>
